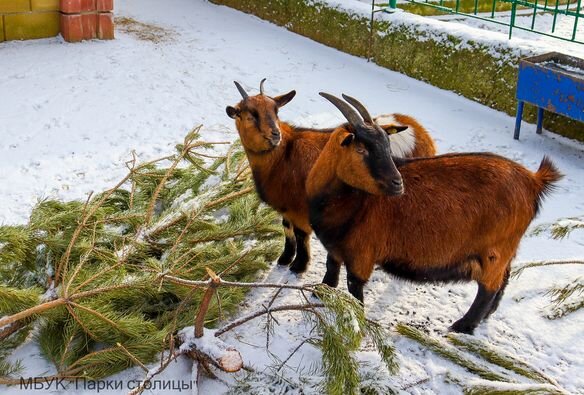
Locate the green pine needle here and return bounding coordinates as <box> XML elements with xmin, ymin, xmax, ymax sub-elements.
<box><xmin>396</xmin><ymin>323</ymin><xmax>510</xmax><ymax>383</ymax></box>
<box><xmin>448</xmin><ymin>334</ymin><xmax>560</xmax><ymax>386</ymax></box>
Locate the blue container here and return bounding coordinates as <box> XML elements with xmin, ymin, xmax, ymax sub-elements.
<box><xmin>514</xmin><ymin>52</ymin><xmax>584</xmax><ymax>139</ymax></box>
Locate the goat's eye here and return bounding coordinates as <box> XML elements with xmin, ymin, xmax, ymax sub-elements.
<box><xmin>356</xmin><ymin>147</ymin><xmax>367</xmax><ymax>155</ymax></box>
<box><xmin>246</xmin><ymin>111</ymin><xmax>259</xmax><ymax>123</ymax></box>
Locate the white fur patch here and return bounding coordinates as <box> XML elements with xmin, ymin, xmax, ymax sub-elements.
<box><xmin>374</xmin><ymin>114</ymin><xmax>416</xmax><ymax>158</ymax></box>
<box><xmin>374</xmin><ymin>115</ymin><xmax>397</xmax><ymax>125</ymax></box>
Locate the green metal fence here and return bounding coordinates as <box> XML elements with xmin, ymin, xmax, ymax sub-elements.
<box><xmin>372</xmin><ymin>0</ymin><xmax>584</xmax><ymax>44</ymax></box>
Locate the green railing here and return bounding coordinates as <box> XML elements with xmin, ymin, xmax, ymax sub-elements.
<box><xmin>372</xmin><ymin>0</ymin><xmax>584</xmax><ymax>43</ymax></box>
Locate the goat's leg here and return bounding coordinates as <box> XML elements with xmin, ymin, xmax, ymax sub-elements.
<box><xmin>485</xmin><ymin>265</ymin><xmax>511</xmax><ymax>319</ymax></box>
<box><xmin>451</xmin><ymin>250</ymin><xmax>513</xmax><ymax>334</ymax></box>
<box><xmin>450</xmin><ymin>283</ymin><xmax>497</xmax><ymax>334</ymax></box>
<box><xmin>289</xmin><ymin>227</ymin><xmax>311</xmax><ymax>273</ymax></box>
<box><xmin>347</xmin><ymin>271</ymin><xmax>366</xmax><ymax>304</ymax></box>
<box><xmin>345</xmin><ymin>260</ymin><xmax>373</xmax><ymax>304</ymax></box>
<box><xmin>277</xmin><ymin>218</ymin><xmax>296</xmax><ymax>266</ymax></box>
<box><xmin>321</xmin><ymin>254</ymin><xmax>342</xmax><ymax>288</ymax></box>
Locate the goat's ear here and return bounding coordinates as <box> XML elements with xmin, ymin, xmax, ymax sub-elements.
<box><xmin>226</xmin><ymin>106</ymin><xmax>240</xmax><ymax>119</ymax></box>
<box><xmin>274</xmin><ymin>90</ymin><xmax>296</xmax><ymax>108</ymax></box>
<box><xmin>340</xmin><ymin>133</ymin><xmax>355</xmax><ymax>147</ymax></box>
<box><xmin>381</xmin><ymin>125</ymin><xmax>409</xmax><ymax>135</ymax></box>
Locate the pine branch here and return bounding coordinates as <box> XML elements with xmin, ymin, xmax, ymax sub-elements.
<box><xmin>545</xmin><ymin>297</ymin><xmax>584</xmax><ymax>320</ymax></box>
<box><xmin>215</xmin><ymin>303</ymin><xmax>325</xmax><ymax>337</ymax></box>
<box><xmin>462</xmin><ymin>380</ymin><xmax>568</xmax><ymax>394</ymax></box>
<box><xmin>396</xmin><ymin>324</ymin><xmax>511</xmax><ymax>383</ymax></box>
<box><xmin>531</xmin><ymin>216</ymin><xmax>584</xmax><ymax>240</ymax></box>
<box><xmin>194</xmin><ymin>268</ymin><xmax>221</xmax><ymax>338</ymax></box>
<box><xmin>448</xmin><ymin>334</ymin><xmax>561</xmax><ymax>387</ymax></box>
<box><xmin>160</xmin><ymin>273</ymin><xmax>318</xmax><ymax>293</ymax></box>
<box><xmin>511</xmin><ymin>259</ymin><xmax>584</xmax><ymax>279</ymax></box>
<box><xmin>127</xmin><ymin>348</ymin><xmax>186</xmax><ymax>395</ymax></box>
<box><xmin>546</xmin><ymin>277</ymin><xmax>584</xmax><ymax>306</ymax></box>
<box><xmin>54</xmin><ymin>169</ymin><xmax>135</xmax><ymax>284</ymax></box>
<box><xmin>0</xmin><ymin>298</ymin><xmax>66</xmax><ymax>329</ymax></box>
<box><xmin>116</xmin><ymin>343</ymin><xmax>149</xmax><ymax>372</ymax></box>
<box><xmin>0</xmin><ymin>320</ymin><xmax>28</xmax><ymax>342</ymax></box>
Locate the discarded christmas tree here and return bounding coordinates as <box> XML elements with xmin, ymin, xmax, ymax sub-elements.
<box><xmin>0</xmin><ymin>127</ymin><xmax>281</xmax><ymax>381</ymax></box>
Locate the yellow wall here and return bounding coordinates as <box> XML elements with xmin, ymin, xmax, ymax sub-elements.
<box><xmin>0</xmin><ymin>0</ymin><xmax>60</xmax><ymax>42</ymax></box>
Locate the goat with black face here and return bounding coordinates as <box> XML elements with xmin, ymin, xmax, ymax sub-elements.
<box><xmin>306</xmin><ymin>93</ymin><xmax>562</xmax><ymax>334</ymax></box>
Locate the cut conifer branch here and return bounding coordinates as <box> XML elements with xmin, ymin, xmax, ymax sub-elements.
<box><xmin>396</xmin><ymin>323</ymin><xmax>511</xmax><ymax>383</ymax></box>
<box><xmin>447</xmin><ymin>333</ymin><xmax>562</xmax><ymax>387</ymax></box>
<box><xmin>194</xmin><ymin>268</ymin><xmax>221</xmax><ymax>338</ymax></box>
<box><xmin>512</xmin><ymin>259</ymin><xmax>584</xmax><ymax>279</ymax></box>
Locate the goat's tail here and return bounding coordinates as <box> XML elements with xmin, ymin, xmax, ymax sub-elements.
<box><xmin>532</xmin><ymin>156</ymin><xmax>563</xmax><ymax>216</ymax></box>
<box><xmin>536</xmin><ymin>156</ymin><xmax>563</xmax><ymax>197</ymax></box>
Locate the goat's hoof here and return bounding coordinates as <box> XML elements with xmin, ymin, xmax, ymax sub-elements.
<box><xmin>276</xmin><ymin>250</ymin><xmax>295</xmax><ymax>266</ymax></box>
<box><xmin>288</xmin><ymin>260</ymin><xmax>308</xmax><ymax>274</ymax></box>
<box><xmin>449</xmin><ymin>320</ymin><xmax>476</xmax><ymax>335</ymax></box>
<box><xmin>277</xmin><ymin>256</ymin><xmax>294</xmax><ymax>266</ymax></box>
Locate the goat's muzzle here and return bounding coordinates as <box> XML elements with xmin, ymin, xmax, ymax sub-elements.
<box><xmin>381</xmin><ymin>178</ymin><xmax>404</xmax><ymax>196</ymax></box>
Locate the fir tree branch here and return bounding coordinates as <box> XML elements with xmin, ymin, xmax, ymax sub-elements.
<box><xmin>276</xmin><ymin>339</ymin><xmax>309</xmax><ymax>372</ymax></box>
<box><xmin>0</xmin><ymin>298</ymin><xmax>66</xmax><ymax>329</ymax></box>
<box><xmin>194</xmin><ymin>269</ymin><xmax>221</xmax><ymax>338</ymax></box>
<box><xmin>144</xmin><ymin>145</ymin><xmax>187</xmax><ymax>225</ymax></box>
<box><xmin>160</xmin><ymin>273</ymin><xmax>318</xmax><ymax>293</ymax></box>
<box><xmin>0</xmin><ymin>319</ymin><xmax>28</xmax><ymax>342</ymax></box>
<box><xmin>512</xmin><ymin>259</ymin><xmax>584</xmax><ymax>279</ymax></box>
<box><xmin>448</xmin><ymin>334</ymin><xmax>561</xmax><ymax>387</ymax></box>
<box><xmin>397</xmin><ymin>323</ymin><xmax>511</xmax><ymax>383</ymax></box>
<box><xmin>0</xmin><ymin>283</ymin><xmax>143</xmax><ymax>329</ymax></box>
<box><xmin>127</xmin><ymin>349</ymin><xmax>187</xmax><ymax>395</ymax></box>
<box><xmin>72</xmin><ymin>282</ymin><xmax>142</xmax><ymax>300</ymax></box>
<box><xmin>116</xmin><ymin>343</ymin><xmax>148</xmax><ymax>372</ymax></box>
<box><xmin>215</xmin><ymin>303</ymin><xmax>325</xmax><ymax>337</ymax></box>
<box><xmin>65</xmin><ymin>303</ymin><xmax>98</xmax><ymax>341</ymax></box>
<box><xmin>54</xmin><ymin>170</ymin><xmax>135</xmax><ymax>284</ymax></box>
<box><xmin>64</xmin><ymin>223</ymin><xmax>98</xmax><ymax>297</ymax></box>
<box><xmin>68</xmin><ymin>302</ymin><xmax>124</xmax><ymax>335</ymax></box>
<box><xmin>69</xmin><ymin>262</ymin><xmax>124</xmax><ymax>295</ymax></box>
<box><xmin>147</xmin><ymin>186</ymin><xmax>255</xmax><ymax>238</ymax></box>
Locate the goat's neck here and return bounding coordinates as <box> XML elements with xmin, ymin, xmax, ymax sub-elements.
<box><xmin>307</xmin><ymin>175</ymin><xmax>365</xmax><ymax>250</ymax></box>
<box><xmin>306</xmin><ymin>142</ymin><xmax>340</xmax><ymax>201</ymax></box>
<box><xmin>244</xmin><ymin>122</ymin><xmax>293</xmax><ymax>185</ymax></box>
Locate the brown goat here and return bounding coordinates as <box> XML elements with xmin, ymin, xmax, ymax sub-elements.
<box><xmin>226</xmin><ymin>80</ymin><xmax>437</xmax><ymax>275</ymax></box>
<box><xmin>306</xmin><ymin>93</ymin><xmax>562</xmax><ymax>334</ymax></box>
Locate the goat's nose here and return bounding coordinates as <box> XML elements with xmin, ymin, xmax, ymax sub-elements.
<box><xmin>392</xmin><ymin>179</ymin><xmax>403</xmax><ymax>187</ymax></box>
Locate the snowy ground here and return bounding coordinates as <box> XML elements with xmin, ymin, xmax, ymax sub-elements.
<box><xmin>1</xmin><ymin>0</ymin><xmax>583</xmax><ymax>393</ymax></box>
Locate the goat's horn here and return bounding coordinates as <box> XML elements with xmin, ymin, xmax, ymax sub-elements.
<box><xmin>234</xmin><ymin>81</ymin><xmax>249</xmax><ymax>99</ymax></box>
<box><xmin>342</xmin><ymin>94</ymin><xmax>373</xmax><ymax>124</ymax></box>
<box><xmin>260</xmin><ymin>78</ymin><xmax>267</xmax><ymax>95</ymax></box>
<box><xmin>319</xmin><ymin>92</ymin><xmax>364</xmax><ymax>127</ymax></box>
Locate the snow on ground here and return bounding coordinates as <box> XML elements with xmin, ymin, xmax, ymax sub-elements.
<box><xmin>1</xmin><ymin>0</ymin><xmax>583</xmax><ymax>393</ymax></box>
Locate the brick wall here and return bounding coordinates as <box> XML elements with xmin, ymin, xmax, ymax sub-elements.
<box><xmin>0</xmin><ymin>0</ymin><xmax>113</xmax><ymax>43</ymax></box>
<box><xmin>0</xmin><ymin>0</ymin><xmax>60</xmax><ymax>41</ymax></box>
<box><xmin>60</xmin><ymin>0</ymin><xmax>114</xmax><ymax>42</ymax></box>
